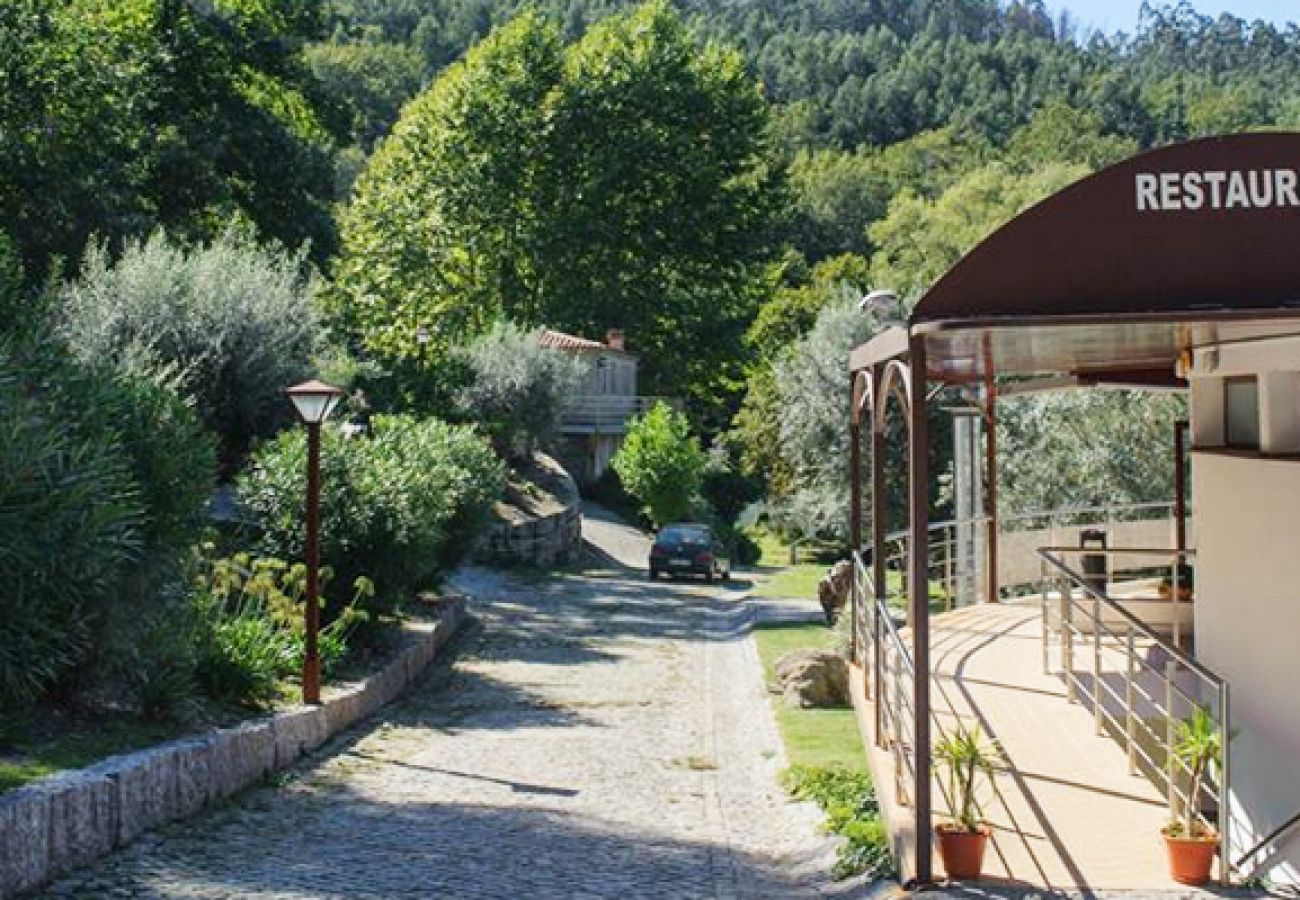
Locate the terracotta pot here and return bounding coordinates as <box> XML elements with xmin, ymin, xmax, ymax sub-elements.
<box><xmin>1162</xmin><ymin>831</ymin><xmax>1218</xmax><ymax>886</ymax></box>
<box><xmin>936</xmin><ymin>824</ymin><xmax>990</xmax><ymax>880</ymax></box>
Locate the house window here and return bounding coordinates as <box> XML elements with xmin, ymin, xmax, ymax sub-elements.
<box><xmin>1224</xmin><ymin>376</ymin><xmax>1260</xmax><ymax>449</ymax></box>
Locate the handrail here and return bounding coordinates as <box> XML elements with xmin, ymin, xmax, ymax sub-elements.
<box><xmin>1038</xmin><ymin>546</ymin><xmax>1233</xmax><ymax>884</ymax></box>
<box><xmin>1038</xmin><ymin>548</ymin><xmax>1220</xmax><ymax>686</ymax></box>
<box><xmin>854</xmin><ymin>549</ymin><xmax>959</xmax><ymax>820</ymax></box>
<box><xmin>1235</xmin><ymin>810</ymin><xmax>1300</xmax><ymax>872</ymax></box>
<box><xmin>1036</xmin><ymin>546</ymin><xmax>1197</xmax><ymax>557</ymax></box>
<box><xmin>1006</xmin><ymin>500</ymin><xmax>1177</xmax><ymax>521</ymax></box>
<box><xmin>894</xmin><ymin>500</ymin><xmax>1182</xmax><ymax>540</ymax></box>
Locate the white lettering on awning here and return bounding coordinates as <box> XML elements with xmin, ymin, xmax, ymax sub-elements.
<box><xmin>1136</xmin><ymin>169</ymin><xmax>1300</xmax><ymax>211</ymax></box>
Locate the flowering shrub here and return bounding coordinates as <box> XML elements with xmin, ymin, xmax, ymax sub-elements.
<box><xmin>239</xmin><ymin>415</ymin><xmax>504</xmax><ymax>614</ymax></box>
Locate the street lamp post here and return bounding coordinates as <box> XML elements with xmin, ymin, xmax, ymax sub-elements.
<box><xmin>286</xmin><ymin>379</ymin><xmax>345</xmax><ymax>705</ymax></box>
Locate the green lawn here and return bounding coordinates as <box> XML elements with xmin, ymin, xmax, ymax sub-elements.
<box><xmin>0</xmin><ymin>711</ymin><xmax>198</xmax><ymax>794</ymax></box>
<box><xmin>750</xmin><ymin>564</ymin><xmax>824</xmax><ymax>601</ymax></box>
<box><xmin>752</xmin><ymin>622</ymin><xmax>866</xmax><ymax>771</ymax></box>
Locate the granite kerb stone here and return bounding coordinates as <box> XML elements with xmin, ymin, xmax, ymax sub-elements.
<box><xmin>42</xmin><ymin>766</ymin><xmax>118</xmax><ymax>877</ymax></box>
<box><xmin>0</xmin><ymin>600</ymin><xmax>467</xmax><ymax>898</ymax></box>
<box><xmin>209</xmin><ymin>722</ymin><xmax>275</xmax><ymax>801</ymax></box>
<box><xmin>374</xmin><ymin>656</ymin><xmax>408</xmax><ymax>707</ymax></box>
<box><xmin>271</xmin><ymin>704</ymin><xmax>327</xmax><ymax>770</ymax></box>
<box><xmin>0</xmin><ymin>783</ymin><xmax>49</xmax><ymax>897</ymax></box>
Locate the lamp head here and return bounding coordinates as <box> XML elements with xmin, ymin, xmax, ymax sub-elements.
<box><xmin>858</xmin><ymin>288</ymin><xmax>900</xmax><ymax>314</ymax></box>
<box><xmin>286</xmin><ymin>380</ymin><xmax>345</xmax><ymax>425</ymax></box>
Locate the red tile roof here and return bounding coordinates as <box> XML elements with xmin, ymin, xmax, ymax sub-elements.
<box><xmin>538</xmin><ymin>328</ymin><xmax>625</xmax><ymax>352</ymax></box>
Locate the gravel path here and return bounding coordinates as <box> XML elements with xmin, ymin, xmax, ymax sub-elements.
<box><xmin>42</xmin><ymin>525</ymin><xmax>864</xmax><ymax>898</ymax></box>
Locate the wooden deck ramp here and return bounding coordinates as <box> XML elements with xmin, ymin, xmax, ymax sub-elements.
<box><xmin>856</xmin><ymin>600</ymin><xmax>1188</xmax><ymax>890</ymax></box>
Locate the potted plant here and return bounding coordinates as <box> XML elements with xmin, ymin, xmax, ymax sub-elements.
<box><xmin>1158</xmin><ymin>561</ymin><xmax>1194</xmax><ymax>602</ymax></box>
<box><xmin>1161</xmin><ymin>705</ymin><xmax>1224</xmax><ymax>886</ymax></box>
<box><xmin>934</xmin><ymin>723</ymin><xmax>998</xmax><ymax>880</ymax></box>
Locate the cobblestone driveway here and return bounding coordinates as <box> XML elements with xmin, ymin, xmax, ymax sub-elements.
<box><xmin>43</xmin><ymin>553</ymin><xmax>861</xmax><ymax>898</ymax></box>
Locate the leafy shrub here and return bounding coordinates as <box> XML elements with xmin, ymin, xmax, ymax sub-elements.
<box><xmin>58</xmin><ymin>227</ymin><xmax>319</xmax><ymax>466</ymax></box>
<box><xmin>456</xmin><ymin>323</ymin><xmax>590</xmax><ymax>462</ymax></box>
<box><xmin>715</xmin><ymin>524</ymin><xmax>762</xmax><ymax>567</ymax></box>
<box><xmin>612</xmin><ymin>403</ymin><xmax>707</xmax><ymax>527</ymax></box>
<box><xmin>194</xmin><ymin>592</ymin><xmax>296</xmax><ymax>709</ymax></box>
<box><xmin>700</xmin><ymin>439</ymin><xmax>764</xmax><ymax>527</ymax></box>
<box><xmin>0</xmin><ymin>327</ymin><xmax>215</xmax><ymax>708</ymax></box>
<box><xmin>190</xmin><ymin>554</ymin><xmax>373</xmax><ymax>709</ymax></box>
<box><xmin>239</xmin><ymin>416</ymin><xmax>504</xmax><ymax>614</ymax></box>
<box><xmin>121</xmin><ymin>600</ymin><xmax>201</xmax><ymax>722</ymax></box>
<box><xmin>781</xmin><ymin>765</ymin><xmax>893</xmax><ymax>880</ymax></box>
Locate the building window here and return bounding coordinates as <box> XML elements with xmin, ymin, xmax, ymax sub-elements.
<box><xmin>1224</xmin><ymin>376</ymin><xmax>1260</xmax><ymax>449</ymax></box>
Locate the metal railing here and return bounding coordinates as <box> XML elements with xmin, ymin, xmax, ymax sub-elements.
<box><xmin>878</xmin><ymin>501</ymin><xmax>1186</xmax><ymax>613</ymax></box>
<box><xmin>854</xmin><ymin>550</ymin><xmax>923</xmax><ymax>807</ymax></box>
<box><xmin>853</xmin><ymin>551</ymin><xmax>959</xmax><ymax>819</ymax></box>
<box><xmin>1038</xmin><ymin>547</ymin><xmax>1232</xmax><ymax>884</ymax></box>
<box><xmin>559</xmin><ymin>395</ymin><xmax>676</xmax><ymax>434</ymax></box>
<box><xmin>1236</xmin><ymin>810</ymin><xmax>1300</xmax><ymax>875</ymax></box>
<box><xmin>882</xmin><ymin>518</ymin><xmax>990</xmax><ymax>614</ymax></box>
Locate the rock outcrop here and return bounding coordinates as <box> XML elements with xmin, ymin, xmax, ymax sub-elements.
<box><xmin>817</xmin><ymin>560</ymin><xmax>854</xmax><ymax>624</ymax></box>
<box><xmin>774</xmin><ymin>649</ymin><xmax>850</xmax><ymax>709</ymax></box>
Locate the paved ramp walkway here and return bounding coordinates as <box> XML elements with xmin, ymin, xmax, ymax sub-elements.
<box><xmin>868</xmin><ymin>601</ymin><xmax>1188</xmax><ymax>890</ymax></box>
<box><xmin>44</xmin><ymin>519</ymin><xmax>858</xmax><ymax>898</ymax></box>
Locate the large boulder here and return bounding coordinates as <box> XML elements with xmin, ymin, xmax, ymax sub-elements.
<box><xmin>818</xmin><ymin>560</ymin><xmax>854</xmax><ymax>624</ymax></box>
<box><xmin>775</xmin><ymin>649</ymin><xmax>850</xmax><ymax>709</ymax></box>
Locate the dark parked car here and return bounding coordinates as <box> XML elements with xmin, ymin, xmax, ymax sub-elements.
<box><xmin>649</xmin><ymin>523</ymin><xmax>731</xmax><ymax>582</ymax></box>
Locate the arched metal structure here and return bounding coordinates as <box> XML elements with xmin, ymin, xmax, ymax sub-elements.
<box><xmin>848</xmin><ymin>132</ymin><xmax>1300</xmax><ymax>887</ymax></box>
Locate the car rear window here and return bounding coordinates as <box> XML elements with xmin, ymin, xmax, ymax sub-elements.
<box><xmin>659</xmin><ymin>525</ymin><xmax>709</xmax><ymax>544</ymax></box>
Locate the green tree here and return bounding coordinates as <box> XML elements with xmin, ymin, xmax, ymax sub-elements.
<box><xmin>613</xmin><ymin>402</ymin><xmax>706</xmax><ymax>527</ymax></box>
<box><xmin>327</xmin><ymin>2</ymin><xmax>782</xmax><ymax>430</ymax></box>
<box><xmin>997</xmin><ymin>391</ymin><xmax>1187</xmax><ymax>515</ymax></box>
<box><xmin>1005</xmin><ymin>99</ymin><xmax>1139</xmax><ymax>171</ymax></box>
<box><xmin>0</xmin><ymin>0</ymin><xmax>339</xmax><ymax>272</ymax></box>
<box><xmin>59</xmin><ymin>228</ymin><xmax>319</xmax><ymax>468</ymax></box>
<box><xmin>304</xmin><ymin>40</ymin><xmax>425</xmax><ymax>149</ymax></box>
<box><xmin>456</xmin><ymin>322</ymin><xmax>590</xmax><ymax>462</ymax></box>
<box><xmin>326</xmin><ymin>10</ymin><xmax>562</xmax><ymax>371</ymax></box>
<box><xmin>767</xmin><ymin>294</ymin><xmax>880</xmax><ymax>541</ymax></box>
<box><xmin>868</xmin><ymin>162</ymin><xmax>1089</xmax><ymax>303</ymax></box>
<box><xmin>733</xmin><ymin>254</ymin><xmax>869</xmax><ymax>498</ymax></box>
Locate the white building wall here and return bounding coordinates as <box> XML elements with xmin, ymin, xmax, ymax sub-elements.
<box><xmin>1189</xmin><ymin>335</ymin><xmax>1300</xmax><ymax>885</ymax></box>
<box><xmin>1192</xmin><ymin>453</ymin><xmax>1300</xmax><ymax>884</ymax></box>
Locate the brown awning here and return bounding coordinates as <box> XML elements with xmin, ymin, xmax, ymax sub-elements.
<box><xmin>852</xmin><ymin>133</ymin><xmax>1300</xmax><ymax>382</ymax></box>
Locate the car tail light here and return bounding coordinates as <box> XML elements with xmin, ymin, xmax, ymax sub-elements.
<box><xmin>695</xmin><ymin>551</ymin><xmax>714</xmax><ymax>564</ymax></box>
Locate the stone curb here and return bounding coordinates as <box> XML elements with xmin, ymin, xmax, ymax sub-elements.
<box><xmin>0</xmin><ymin>595</ymin><xmax>466</xmax><ymax>898</ymax></box>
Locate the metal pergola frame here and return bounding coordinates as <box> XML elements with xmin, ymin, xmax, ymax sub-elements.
<box><xmin>846</xmin><ymin>132</ymin><xmax>1300</xmax><ymax>885</ymax></box>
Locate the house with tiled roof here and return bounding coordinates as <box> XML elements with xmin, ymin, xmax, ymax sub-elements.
<box><xmin>540</xmin><ymin>328</ymin><xmax>661</xmax><ymax>484</ymax></box>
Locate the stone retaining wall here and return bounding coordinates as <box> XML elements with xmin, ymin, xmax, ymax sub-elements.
<box><xmin>0</xmin><ymin>596</ymin><xmax>466</xmax><ymax>898</ymax></box>
<box><xmin>478</xmin><ymin>502</ymin><xmax>582</xmax><ymax>568</ymax></box>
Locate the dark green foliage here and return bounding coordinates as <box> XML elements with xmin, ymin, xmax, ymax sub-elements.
<box><xmin>0</xmin><ymin>330</ymin><xmax>215</xmax><ymax>707</ymax></box>
<box><xmin>0</xmin><ymin>363</ymin><xmax>138</xmax><ymax>704</ymax></box>
<box><xmin>123</xmin><ymin>605</ymin><xmax>201</xmax><ymax>722</ymax></box>
<box><xmin>715</xmin><ymin>524</ymin><xmax>761</xmax><ymax>567</ymax></box>
<box><xmin>238</xmin><ymin>416</ymin><xmax>504</xmax><ymax>614</ymax></box>
<box><xmin>700</xmin><ymin>438</ymin><xmax>763</xmax><ymax>527</ymax></box>
<box><xmin>0</xmin><ymin>0</ymin><xmax>340</xmax><ymax>274</ymax></box>
<box><xmin>781</xmin><ymin>765</ymin><xmax>893</xmax><ymax>880</ymax></box>
<box><xmin>582</xmin><ymin>467</ymin><xmax>643</xmax><ymax>526</ymax></box>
